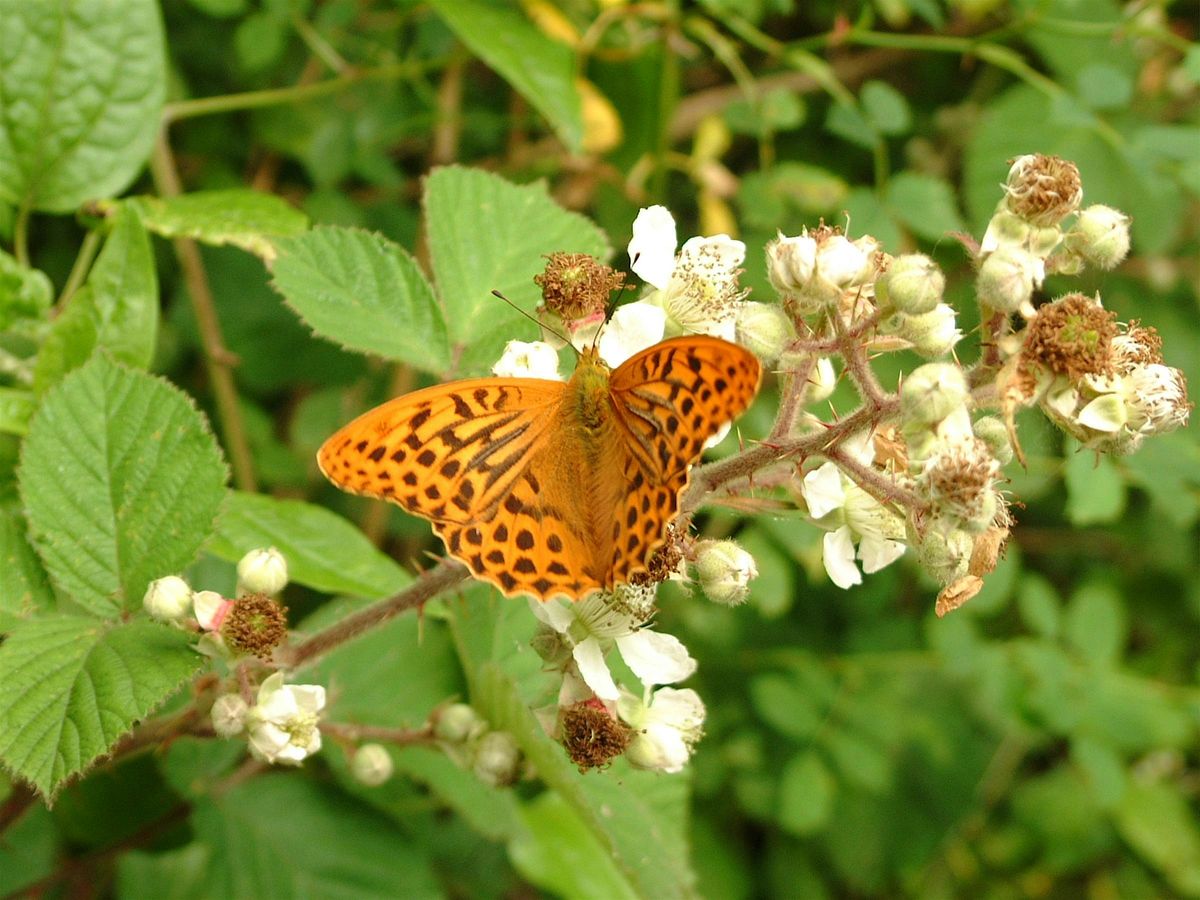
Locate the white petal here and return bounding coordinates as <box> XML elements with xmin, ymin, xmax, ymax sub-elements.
<box><xmin>627</xmin><ymin>722</ymin><xmax>690</xmax><ymax>773</ymax></box>
<box><xmin>679</xmin><ymin>234</ymin><xmax>746</xmax><ymax>270</ymax></box>
<box><xmin>492</xmin><ymin>340</ymin><xmax>563</xmax><ymax>380</ymax></box>
<box><xmin>629</xmin><ymin>206</ymin><xmax>678</xmax><ymax>289</ymax></box>
<box><xmin>1077</xmin><ymin>393</ymin><xmax>1127</xmax><ymax>432</ymax></box>
<box><xmin>528</xmin><ymin>596</ymin><xmax>574</xmax><ymax>634</ymax></box>
<box><xmin>248</xmin><ymin>722</ymin><xmax>291</xmax><ymax>761</ymax></box>
<box><xmin>858</xmin><ymin>536</ymin><xmax>906</xmax><ymax>573</ymax></box>
<box><xmin>823</xmin><ymin>526</ymin><xmax>862</xmax><ymax>589</ymax></box>
<box><xmin>192</xmin><ymin>590</ymin><xmax>228</xmax><ymax>631</ymax></box>
<box><xmin>289</xmin><ymin>684</ymin><xmax>326</xmax><ymax>715</ymax></box>
<box><xmin>616</xmin><ymin>630</ymin><xmax>697</xmax><ymax>687</ymax></box>
<box><xmin>802</xmin><ymin>462</ymin><xmax>846</xmax><ymax>518</ymax></box>
<box><xmin>573</xmin><ymin>637</ymin><xmax>620</xmax><ymax>701</ymax></box>
<box><xmin>702</xmin><ymin>421</ymin><xmax>731</xmax><ymax>451</ymax></box>
<box><xmin>645</xmin><ymin>687</ymin><xmax>705</xmax><ymax>730</ymax></box>
<box><xmin>597</xmin><ymin>301</ymin><xmax>666</xmax><ymax>367</ymax></box>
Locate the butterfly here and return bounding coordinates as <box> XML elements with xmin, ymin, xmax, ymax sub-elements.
<box><xmin>318</xmin><ymin>335</ymin><xmax>761</xmax><ymax>602</ymax></box>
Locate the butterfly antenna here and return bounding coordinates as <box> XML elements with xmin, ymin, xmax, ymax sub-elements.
<box><xmin>490</xmin><ymin>290</ymin><xmax>572</xmax><ymax>349</ymax></box>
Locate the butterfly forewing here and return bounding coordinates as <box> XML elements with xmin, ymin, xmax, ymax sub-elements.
<box><xmin>317</xmin><ymin>378</ymin><xmax>565</xmax><ymax>525</ymax></box>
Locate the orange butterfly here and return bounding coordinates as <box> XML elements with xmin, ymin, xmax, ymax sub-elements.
<box><xmin>318</xmin><ymin>336</ymin><xmax>761</xmax><ymax>601</ymax></box>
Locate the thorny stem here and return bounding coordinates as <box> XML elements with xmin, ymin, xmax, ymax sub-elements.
<box><xmin>770</xmin><ymin>353</ymin><xmax>817</xmax><ymax>441</ymax></box>
<box><xmin>278</xmin><ymin>557</ymin><xmax>468</xmax><ymax>670</ymax></box>
<box><xmin>823</xmin><ymin>443</ymin><xmax>925</xmax><ymax>512</ymax></box>
<box><xmin>834</xmin><ymin>308</ymin><xmax>890</xmax><ymax>409</ymax></box>
<box><xmin>150</xmin><ymin>133</ymin><xmax>258</xmax><ymax>493</ymax></box>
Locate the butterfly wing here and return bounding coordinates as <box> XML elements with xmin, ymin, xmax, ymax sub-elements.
<box><xmin>604</xmin><ymin>336</ymin><xmax>762</xmax><ymax>585</ymax></box>
<box><xmin>318</xmin><ymin>378</ymin><xmax>566</xmax><ymax>526</ymax></box>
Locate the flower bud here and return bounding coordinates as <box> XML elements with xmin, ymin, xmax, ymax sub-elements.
<box><xmin>1066</xmin><ymin>205</ymin><xmax>1131</xmax><ymax>270</ymax></box>
<box><xmin>472</xmin><ymin>731</ymin><xmax>522</xmax><ymax>787</ymax></box>
<box><xmin>901</xmin><ymin>363</ymin><xmax>969</xmax><ymax>426</ymax></box>
<box><xmin>434</xmin><ymin>703</ymin><xmax>486</xmax><ymax>744</ymax></box>
<box><xmin>211</xmin><ymin>693</ymin><xmax>249</xmax><ymax>737</ymax></box>
<box><xmin>971</xmin><ymin>416</ymin><xmax>1014</xmax><ymax>466</ymax></box>
<box><xmin>143</xmin><ymin>575</ymin><xmax>193</xmax><ymax>623</ymax></box>
<box><xmin>976</xmin><ymin>246</ymin><xmax>1038</xmax><ymax>313</ymax></box>
<box><xmin>816</xmin><ymin>234</ymin><xmax>871</xmax><ymax>291</ymax></box>
<box><xmin>492</xmin><ymin>340</ymin><xmax>563</xmax><ymax>380</ymax></box>
<box><xmin>765</xmin><ymin>232</ymin><xmax>816</xmax><ymax>295</ymax></box>
<box><xmin>236</xmin><ymin>546</ymin><xmax>289</xmax><ymax>596</ymax></box>
<box><xmin>351</xmin><ymin>743</ymin><xmax>395</xmax><ymax>787</ymax></box>
<box><xmin>877</xmin><ymin>254</ymin><xmax>944</xmax><ymax>315</ymax></box>
<box><xmin>734</xmin><ymin>302</ymin><xmax>793</xmax><ymax>364</ymax></box>
<box><xmin>903</xmin><ymin>304</ymin><xmax>962</xmax><ymax>358</ymax></box>
<box><xmin>694</xmin><ymin>539</ymin><xmax>758</xmax><ymax>606</ymax></box>
<box><xmin>914</xmin><ymin>524</ymin><xmax>974</xmax><ymax>586</ymax></box>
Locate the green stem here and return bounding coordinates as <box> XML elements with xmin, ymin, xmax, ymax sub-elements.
<box><xmin>55</xmin><ymin>228</ymin><xmax>102</xmax><ymax>309</ymax></box>
<box><xmin>651</xmin><ymin>6</ymin><xmax>682</xmax><ymax>200</ymax></box>
<box><xmin>161</xmin><ymin>61</ymin><xmax>420</xmax><ymax>124</ymax></box>
<box><xmin>12</xmin><ymin>200</ymin><xmax>31</xmax><ymax>267</ymax></box>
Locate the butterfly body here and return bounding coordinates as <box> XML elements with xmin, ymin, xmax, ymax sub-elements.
<box><xmin>318</xmin><ymin>336</ymin><xmax>761</xmax><ymax>601</ymax></box>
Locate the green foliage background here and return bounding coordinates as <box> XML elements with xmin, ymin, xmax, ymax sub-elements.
<box><xmin>1</xmin><ymin>0</ymin><xmax>1198</xmax><ymax>897</ymax></box>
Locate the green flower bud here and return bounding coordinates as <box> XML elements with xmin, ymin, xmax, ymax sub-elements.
<box><xmin>434</xmin><ymin>703</ymin><xmax>486</xmax><ymax>744</ymax></box>
<box><xmin>1065</xmin><ymin>204</ymin><xmax>1131</xmax><ymax>270</ymax></box>
<box><xmin>143</xmin><ymin>575</ymin><xmax>193</xmax><ymax>623</ymax></box>
<box><xmin>971</xmin><ymin>416</ymin><xmax>1014</xmax><ymax>466</ymax></box>
<box><xmin>979</xmin><ymin>208</ymin><xmax>1032</xmax><ymax>254</ymax></box>
<box><xmin>878</xmin><ymin>254</ymin><xmax>944</xmax><ymax>315</ymax></box>
<box><xmin>351</xmin><ymin>743</ymin><xmax>395</xmax><ymax>787</ymax></box>
<box><xmin>694</xmin><ymin>539</ymin><xmax>758</xmax><ymax>606</ymax></box>
<box><xmin>904</xmin><ymin>304</ymin><xmax>962</xmax><ymax>358</ymax></box>
<box><xmin>211</xmin><ymin>693</ymin><xmax>249</xmax><ymax>737</ymax></box>
<box><xmin>734</xmin><ymin>302</ymin><xmax>793</xmax><ymax>364</ymax></box>
<box><xmin>901</xmin><ymin>363</ymin><xmax>969</xmax><ymax>426</ymax></box>
<box><xmin>977</xmin><ymin>246</ymin><xmax>1038</xmax><ymax>313</ymax></box>
<box><xmin>236</xmin><ymin>546</ymin><xmax>289</xmax><ymax>596</ymax></box>
<box><xmin>472</xmin><ymin>731</ymin><xmax>522</xmax><ymax>788</ymax></box>
<box><xmin>914</xmin><ymin>524</ymin><xmax>973</xmax><ymax>586</ymax></box>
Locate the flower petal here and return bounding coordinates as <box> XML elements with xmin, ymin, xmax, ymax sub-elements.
<box><xmin>597</xmin><ymin>301</ymin><xmax>666</xmax><ymax>367</ymax></box>
<box><xmin>528</xmin><ymin>596</ymin><xmax>575</xmax><ymax>634</ymax></box>
<box><xmin>492</xmin><ymin>340</ymin><xmax>563</xmax><ymax>380</ymax></box>
<box><xmin>616</xmin><ymin>630</ymin><xmax>697</xmax><ymax>687</ymax></box>
<box><xmin>823</xmin><ymin>526</ymin><xmax>862</xmax><ymax>589</ymax></box>
<box><xmin>858</xmin><ymin>535</ymin><xmax>906</xmax><ymax>574</ymax></box>
<box><xmin>573</xmin><ymin>637</ymin><xmax>620</xmax><ymax>701</ymax></box>
<box><xmin>679</xmin><ymin>234</ymin><xmax>745</xmax><ymax>269</ymax></box>
<box><xmin>628</xmin><ymin>206</ymin><xmax>678</xmax><ymax>289</ymax></box>
<box><xmin>802</xmin><ymin>462</ymin><xmax>846</xmax><ymax>519</ymax></box>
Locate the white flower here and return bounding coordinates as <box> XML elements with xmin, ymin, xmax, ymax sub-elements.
<box><xmin>245</xmin><ymin>672</ymin><xmax>325</xmax><ymax>766</ymax></box>
<box><xmin>529</xmin><ymin>590</ymin><xmax>696</xmax><ymax>702</ymax></box>
<box><xmin>143</xmin><ymin>575</ymin><xmax>193</xmax><ymax>623</ymax></box>
<box><xmin>626</xmin><ymin>205</ymin><xmax>746</xmax><ymax>343</ymax></box>
<box><xmin>1122</xmin><ymin>364</ymin><xmax>1189</xmax><ymax>434</ymax></box>
<box><xmin>595</xmin><ymin>301</ymin><xmax>667</xmax><ymax>367</ymax></box>
<box><xmin>236</xmin><ymin>546</ymin><xmax>289</xmax><ymax>596</ymax></box>
<box><xmin>617</xmin><ymin>686</ymin><xmax>706</xmax><ymax>773</ymax></box>
<box><xmin>802</xmin><ymin>461</ymin><xmax>906</xmax><ymax>589</ymax></box>
<box><xmin>766</xmin><ymin>231</ymin><xmax>818</xmax><ymax>294</ymax></box>
<box><xmin>492</xmin><ymin>340</ymin><xmax>564</xmax><ymax>380</ymax></box>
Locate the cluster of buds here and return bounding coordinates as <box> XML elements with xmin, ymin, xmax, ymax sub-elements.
<box><xmin>875</xmin><ymin>254</ymin><xmax>960</xmax><ymax>358</ymax></box>
<box><xmin>433</xmin><ymin>702</ymin><xmax>524</xmax><ymax>787</ymax></box>
<box><xmin>211</xmin><ymin>673</ymin><xmax>326</xmax><ymax>766</ymax></box>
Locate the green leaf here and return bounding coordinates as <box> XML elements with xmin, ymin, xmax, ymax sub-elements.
<box><xmin>1070</xmin><ymin>737</ymin><xmax>1126</xmax><ymax>810</ymax></box>
<box><xmin>1074</xmin><ymin>63</ymin><xmax>1134</xmax><ymax>110</ymax></box>
<box><xmin>474</xmin><ymin>665</ymin><xmax>696</xmax><ymax>899</ymax></box>
<box><xmin>191</xmin><ymin>775</ymin><xmax>442</xmax><ymax>899</ymax></box>
<box><xmin>1121</xmin><ymin>430</ymin><xmax>1200</xmax><ymax>527</ymax></box>
<box><xmin>1016</xmin><ymin>574</ymin><xmax>1061</xmax><ymax>639</ymax></box>
<box><xmin>427</xmin><ymin>0</ymin><xmax>583</xmax><ymax>152</ymax></box>
<box><xmin>750</xmin><ymin>673</ymin><xmax>823</xmax><ymax>740</ymax></box>
<box><xmin>19</xmin><ymin>356</ymin><xmax>227</xmax><ymax>616</ymax></box>
<box><xmin>0</xmin><ymin>803</ymin><xmax>55</xmax><ymax>895</ymax></box>
<box><xmin>117</xmin><ymin>845</ymin><xmax>211</xmax><ymax>900</ymax></box>
<box><xmin>884</xmin><ymin>172</ymin><xmax>966</xmax><ymax>241</ymax></box>
<box><xmin>87</xmin><ymin>209</ymin><xmax>159</xmax><ymax>370</ymax></box>
<box><xmin>0</xmin><ymin>616</ymin><xmax>202</xmax><ymax>799</ymax></box>
<box><xmin>510</xmin><ymin>792</ymin><xmax>640</xmax><ymax>900</ymax></box>
<box><xmin>1063</xmin><ymin>449</ymin><xmax>1126</xmax><ymax>525</ymax></box>
<box><xmin>122</xmin><ymin>191</ymin><xmax>309</xmax><ymax>261</ymax></box>
<box><xmin>0</xmin><ymin>0</ymin><xmax>166</xmax><ymax>212</ymax></box>
<box><xmin>0</xmin><ymin>387</ymin><xmax>35</xmax><ymax>437</ymax></box>
<box><xmin>737</xmin><ymin>164</ymin><xmax>848</xmax><ymax>229</ymax></box>
<box><xmin>424</xmin><ymin>167</ymin><xmax>610</xmax><ymax>375</ymax></box>
<box><xmin>271</xmin><ymin>226</ymin><xmax>450</xmax><ymax>373</ymax></box>
<box><xmin>1063</xmin><ymin>580</ymin><xmax>1126</xmax><ymax>666</ymax></box>
<box><xmin>860</xmin><ymin>81</ymin><xmax>911</xmax><ymax>135</ymax></box>
<box><xmin>209</xmin><ymin>491</ymin><xmax>410</xmax><ymax>599</ymax></box>
<box><xmin>1115</xmin><ymin>781</ymin><xmax>1200</xmax><ymax>896</ymax></box>
<box><xmin>0</xmin><ymin>502</ymin><xmax>55</xmax><ymax>630</ymax></box>
<box><xmin>777</xmin><ymin>751</ymin><xmax>835</xmax><ymax>836</ymax></box>
<box><xmin>824</xmin><ymin>102</ymin><xmax>877</xmax><ymax>151</ymax></box>
<box><xmin>0</xmin><ymin>249</ymin><xmax>52</xmax><ymax>330</ymax></box>
<box><xmin>233</xmin><ymin>12</ymin><xmax>286</xmax><ymax>74</ymax></box>
<box><xmin>31</xmin><ymin>290</ymin><xmax>99</xmax><ymax>397</ymax></box>
<box><xmin>822</xmin><ymin>730</ymin><xmax>892</xmax><ymax>794</ymax></box>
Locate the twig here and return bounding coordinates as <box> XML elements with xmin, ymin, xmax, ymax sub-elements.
<box><xmin>278</xmin><ymin>557</ymin><xmax>468</xmax><ymax>670</ymax></box>
<box><xmin>150</xmin><ymin>132</ymin><xmax>258</xmax><ymax>493</ymax></box>
<box><xmin>321</xmin><ymin>721</ymin><xmax>435</xmax><ymax>745</ymax></box>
